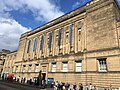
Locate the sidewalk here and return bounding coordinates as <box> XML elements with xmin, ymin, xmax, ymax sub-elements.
<box><xmin>0</xmin><ymin>79</ymin><xmax>54</xmax><ymax>90</ymax></box>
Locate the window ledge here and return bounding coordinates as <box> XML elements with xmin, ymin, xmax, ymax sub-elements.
<box><xmin>98</xmin><ymin>71</ymin><xmax>107</xmax><ymax>73</ymax></box>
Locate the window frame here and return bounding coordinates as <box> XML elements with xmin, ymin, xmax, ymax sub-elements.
<box><xmin>15</xmin><ymin>66</ymin><xmax>18</xmax><ymax>72</ymax></box>
<box><xmin>52</xmin><ymin>63</ymin><xmax>56</xmax><ymax>72</ymax></box>
<box><xmin>29</xmin><ymin>65</ymin><xmax>32</xmax><ymax>72</ymax></box>
<box><xmin>27</xmin><ymin>40</ymin><xmax>31</xmax><ymax>53</ymax></box>
<box><xmin>62</xmin><ymin>62</ymin><xmax>68</xmax><ymax>72</ymax></box>
<box><xmin>35</xmin><ymin>64</ymin><xmax>39</xmax><ymax>72</ymax></box>
<box><xmin>75</xmin><ymin>61</ymin><xmax>82</xmax><ymax>72</ymax></box>
<box><xmin>78</xmin><ymin>28</ymin><xmax>81</xmax><ymax>41</ymax></box>
<box><xmin>97</xmin><ymin>58</ymin><xmax>107</xmax><ymax>72</ymax></box>
<box><xmin>33</xmin><ymin>38</ymin><xmax>37</xmax><ymax>52</ymax></box>
<box><xmin>22</xmin><ymin>65</ymin><xmax>26</xmax><ymax>72</ymax></box>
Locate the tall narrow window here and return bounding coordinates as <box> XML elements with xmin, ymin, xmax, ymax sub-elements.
<box><xmin>58</xmin><ymin>31</ymin><xmax>61</xmax><ymax>49</ymax></box>
<box><xmin>29</xmin><ymin>65</ymin><xmax>32</xmax><ymax>72</ymax></box>
<box><xmin>66</xmin><ymin>32</ymin><xmax>69</xmax><ymax>44</ymax></box>
<box><xmin>15</xmin><ymin>66</ymin><xmax>18</xmax><ymax>72</ymax></box>
<box><xmin>52</xmin><ymin>63</ymin><xmax>56</xmax><ymax>72</ymax></box>
<box><xmin>27</xmin><ymin>40</ymin><xmax>31</xmax><ymax>53</ymax></box>
<box><xmin>35</xmin><ymin>64</ymin><xmax>39</xmax><ymax>72</ymax></box>
<box><xmin>33</xmin><ymin>38</ymin><xmax>37</xmax><ymax>52</ymax></box>
<box><xmin>97</xmin><ymin>58</ymin><xmax>107</xmax><ymax>72</ymax></box>
<box><xmin>69</xmin><ymin>24</ymin><xmax>72</xmax><ymax>46</ymax></box>
<box><xmin>48</xmin><ymin>32</ymin><xmax>52</xmax><ymax>49</ymax></box>
<box><xmin>22</xmin><ymin>65</ymin><xmax>26</xmax><ymax>72</ymax></box>
<box><xmin>76</xmin><ymin>61</ymin><xmax>82</xmax><ymax>72</ymax></box>
<box><xmin>40</xmin><ymin>35</ymin><xmax>44</xmax><ymax>50</ymax></box>
<box><xmin>63</xmin><ymin>62</ymin><xmax>68</xmax><ymax>72</ymax></box>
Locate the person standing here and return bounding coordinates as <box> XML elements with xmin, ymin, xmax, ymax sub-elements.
<box><xmin>79</xmin><ymin>83</ymin><xmax>83</xmax><ymax>90</ymax></box>
<box><xmin>65</xmin><ymin>82</ymin><xmax>70</xmax><ymax>90</ymax></box>
<box><xmin>45</xmin><ymin>80</ymin><xmax>48</xmax><ymax>87</ymax></box>
<box><xmin>85</xmin><ymin>84</ymin><xmax>89</xmax><ymax>90</ymax></box>
<box><xmin>89</xmin><ymin>83</ymin><xmax>92</xmax><ymax>90</ymax></box>
<box><xmin>73</xmin><ymin>83</ymin><xmax>76</xmax><ymax>90</ymax></box>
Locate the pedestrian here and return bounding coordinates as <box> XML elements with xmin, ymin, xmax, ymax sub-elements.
<box><xmin>63</xmin><ymin>83</ymin><xmax>66</xmax><ymax>90</ymax></box>
<box><xmin>65</xmin><ymin>82</ymin><xmax>70</xmax><ymax>90</ymax></box>
<box><xmin>29</xmin><ymin>78</ymin><xmax>32</xmax><ymax>85</ymax></box>
<box><xmin>54</xmin><ymin>81</ymin><xmax>58</xmax><ymax>90</ymax></box>
<box><xmin>79</xmin><ymin>83</ymin><xmax>83</xmax><ymax>90</ymax></box>
<box><xmin>92</xmin><ymin>85</ymin><xmax>95</xmax><ymax>90</ymax></box>
<box><xmin>59</xmin><ymin>81</ymin><xmax>63</xmax><ymax>90</ymax></box>
<box><xmin>23</xmin><ymin>78</ymin><xmax>26</xmax><ymax>84</ymax></box>
<box><xmin>73</xmin><ymin>83</ymin><xmax>76</xmax><ymax>90</ymax></box>
<box><xmin>94</xmin><ymin>86</ymin><xmax>97</xmax><ymax>90</ymax></box>
<box><xmin>89</xmin><ymin>83</ymin><xmax>92</xmax><ymax>90</ymax></box>
<box><xmin>85</xmin><ymin>84</ymin><xmax>89</xmax><ymax>90</ymax></box>
<box><xmin>45</xmin><ymin>80</ymin><xmax>48</xmax><ymax>87</ymax></box>
<box><xmin>51</xmin><ymin>81</ymin><xmax>55</xmax><ymax>88</ymax></box>
<box><xmin>13</xmin><ymin>77</ymin><xmax>16</xmax><ymax>82</ymax></box>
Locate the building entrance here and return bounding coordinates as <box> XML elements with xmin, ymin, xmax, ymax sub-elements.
<box><xmin>42</xmin><ymin>73</ymin><xmax>46</xmax><ymax>81</ymax></box>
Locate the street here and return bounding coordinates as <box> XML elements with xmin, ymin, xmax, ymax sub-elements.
<box><xmin>0</xmin><ymin>80</ymin><xmax>53</xmax><ymax>90</ymax></box>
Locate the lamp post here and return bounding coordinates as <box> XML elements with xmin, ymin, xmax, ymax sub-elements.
<box><xmin>83</xmin><ymin>49</ymin><xmax>87</xmax><ymax>85</ymax></box>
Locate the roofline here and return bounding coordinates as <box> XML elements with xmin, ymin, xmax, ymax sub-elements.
<box><xmin>21</xmin><ymin>1</ymin><xmax>91</xmax><ymax>38</ymax></box>
<box><xmin>21</xmin><ymin>0</ymin><xmax>119</xmax><ymax>38</ymax></box>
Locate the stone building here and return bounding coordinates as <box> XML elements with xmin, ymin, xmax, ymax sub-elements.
<box><xmin>0</xmin><ymin>49</ymin><xmax>10</xmax><ymax>76</ymax></box>
<box><xmin>7</xmin><ymin>0</ymin><xmax>120</xmax><ymax>88</ymax></box>
<box><xmin>2</xmin><ymin>51</ymin><xmax>17</xmax><ymax>76</ymax></box>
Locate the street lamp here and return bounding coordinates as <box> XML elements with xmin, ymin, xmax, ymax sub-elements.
<box><xmin>83</xmin><ymin>49</ymin><xmax>87</xmax><ymax>85</ymax></box>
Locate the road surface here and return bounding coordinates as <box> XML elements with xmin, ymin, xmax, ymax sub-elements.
<box><xmin>0</xmin><ymin>80</ymin><xmax>53</xmax><ymax>90</ymax></box>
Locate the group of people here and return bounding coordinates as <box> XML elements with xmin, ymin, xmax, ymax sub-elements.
<box><xmin>84</xmin><ymin>83</ymin><xmax>97</xmax><ymax>90</ymax></box>
<box><xmin>51</xmin><ymin>81</ymin><xmax>70</xmax><ymax>90</ymax></box>
<box><xmin>1</xmin><ymin>74</ymin><xmax>98</xmax><ymax>90</ymax></box>
<box><xmin>51</xmin><ymin>81</ymin><xmax>98</xmax><ymax>90</ymax></box>
<box><xmin>51</xmin><ymin>81</ymin><xmax>97</xmax><ymax>90</ymax></box>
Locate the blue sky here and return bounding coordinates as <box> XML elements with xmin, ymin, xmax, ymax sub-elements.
<box><xmin>10</xmin><ymin>0</ymin><xmax>91</xmax><ymax>29</ymax></box>
<box><xmin>0</xmin><ymin>0</ymin><xmax>120</xmax><ymax>51</ymax></box>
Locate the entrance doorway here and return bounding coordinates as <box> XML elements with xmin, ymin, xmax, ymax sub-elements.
<box><xmin>42</xmin><ymin>73</ymin><xmax>46</xmax><ymax>81</ymax></box>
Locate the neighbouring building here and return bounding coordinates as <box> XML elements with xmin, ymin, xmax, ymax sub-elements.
<box><xmin>2</xmin><ymin>0</ymin><xmax>120</xmax><ymax>88</ymax></box>
<box><xmin>0</xmin><ymin>49</ymin><xmax>10</xmax><ymax>76</ymax></box>
<box><xmin>2</xmin><ymin>51</ymin><xmax>17</xmax><ymax>77</ymax></box>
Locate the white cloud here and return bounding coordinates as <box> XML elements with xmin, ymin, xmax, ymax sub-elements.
<box><xmin>72</xmin><ymin>0</ymin><xmax>90</xmax><ymax>10</ymax></box>
<box><xmin>0</xmin><ymin>0</ymin><xmax>64</xmax><ymax>21</ymax></box>
<box><xmin>117</xmin><ymin>0</ymin><xmax>120</xmax><ymax>4</ymax></box>
<box><xmin>72</xmin><ymin>2</ymin><xmax>81</xmax><ymax>10</ymax></box>
<box><xmin>0</xmin><ymin>18</ymin><xmax>31</xmax><ymax>51</ymax></box>
<box><xmin>0</xmin><ymin>0</ymin><xmax>64</xmax><ymax>51</ymax></box>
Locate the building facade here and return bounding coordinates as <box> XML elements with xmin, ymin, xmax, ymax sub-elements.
<box><xmin>0</xmin><ymin>49</ymin><xmax>10</xmax><ymax>76</ymax></box>
<box><xmin>5</xmin><ymin>0</ymin><xmax>120</xmax><ymax>88</ymax></box>
<box><xmin>2</xmin><ymin>51</ymin><xmax>17</xmax><ymax>77</ymax></box>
